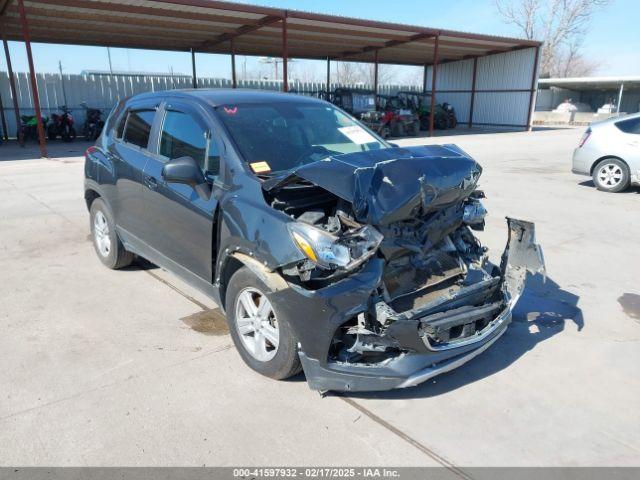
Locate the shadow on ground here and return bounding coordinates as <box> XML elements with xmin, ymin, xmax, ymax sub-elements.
<box><xmin>578</xmin><ymin>179</ymin><xmax>640</xmax><ymax>194</ymax></box>
<box><xmin>100</xmin><ymin>244</ymin><xmax>585</xmax><ymax>395</ymax></box>
<box><xmin>0</xmin><ymin>139</ymin><xmax>94</xmax><ymax>161</ymax></box>
<box><xmin>342</xmin><ymin>273</ymin><xmax>583</xmax><ymax>400</ymax></box>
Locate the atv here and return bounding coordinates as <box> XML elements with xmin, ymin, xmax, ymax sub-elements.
<box><xmin>378</xmin><ymin>94</ymin><xmax>420</xmax><ymax>137</ymax></box>
<box><xmin>396</xmin><ymin>91</ymin><xmax>457</xmax><ymax>131</ymax></box>
<box><xmin>331</xmin><ymin>88</ymin><xmax>392</xmax><ymax>138</ymax></box>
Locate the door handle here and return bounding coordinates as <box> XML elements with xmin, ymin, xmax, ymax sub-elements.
<box><xmin>144</xmin><ymin>175</ymin><xmax>158</xmax><ymax>190</ymax></box>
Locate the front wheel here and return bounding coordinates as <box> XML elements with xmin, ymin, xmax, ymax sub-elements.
<box><xmin>62</xmin><ymin>126</ymin><xmax>76</xmax><ymax>142</ymax></box>
<box><xmin>592</xmin><ymin>158</ymin><xmax>630</xmax><ymax>193</ymax></box>
<box><xmin>409</xmin><ymin>120</ymin><xmax>420</xmax><ymax>136</ymax></box>
<box><xmin>225</xmin><ymin>266</ymin><xmax>302</xmax><ymax>380</ymax></box>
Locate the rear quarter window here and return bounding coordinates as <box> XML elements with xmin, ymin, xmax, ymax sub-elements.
<box><xmin>122</xmin><ymin>110</ymin><xmax>156</xmax><ymax>148</ymax></box>
<box><xmin>615</xmin><ymin>117</ymin><xmax>640</xmax><ymax>135</ymax></box>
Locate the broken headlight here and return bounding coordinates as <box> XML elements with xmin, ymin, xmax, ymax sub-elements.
<box><xmin>288</xmin><ymin>222</ymin><xmax>383</xmax><ymax>270</ymax></box>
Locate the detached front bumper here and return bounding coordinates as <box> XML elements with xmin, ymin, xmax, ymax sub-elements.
<box><xmin>269</xmin><ymin>218</ymin><xmax>545</xmax><ymax>392</ymax></box>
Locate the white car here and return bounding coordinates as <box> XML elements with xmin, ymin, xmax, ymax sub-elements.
<box><xmin>572</xmin><ymin>113</ymin><xmax>640</xmax><ymax>192</ymax></box>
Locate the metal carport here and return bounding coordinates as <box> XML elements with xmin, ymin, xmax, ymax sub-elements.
<box><xmin>0</xmin><ymin>0</ymin><xmax>542</xmax><ymax>157</ymax></box>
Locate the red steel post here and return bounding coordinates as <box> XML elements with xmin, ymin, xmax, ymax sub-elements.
<box><xmin>526</xmin><ymin>46</ymin><xmax>540</xmax><ymax>131</ymax></box>
<box><xmin>468</xmin><ymin>57</ymin><xmax>478</xmax><ymax>128</ymax></box>
<box><xmin>373</xmin><ymin>49</ymin><xmax>379</xmax><ymax>95</ymax></box>
<box><xmin>17</xmin><ymin>0</ymin><xmax>47</xmax><ymax>156</ymax></box>
<box><xmin>2</xmin><ymin>33</ymin><xmax>24</xmax><ymax>145</ymax></box>
<box><xmin>230</xmin><ymin>38</ymin><xmax>237</xmax><ymax>88</ymax></box>
<box><xmin>281</xmin><ymin>13</ymin><xmax>288</xmax><ymax>92</ymax></box>
<box><xmin>428</xmin><ymin>34</ymin><xmax>440</xmax><ymax>137</ymax></box>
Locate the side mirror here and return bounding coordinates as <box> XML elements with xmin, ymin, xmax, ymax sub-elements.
<box><xmin>388</xmin><ymin>142</ymin><xmax>400</xmax><ymax>148</ymax></box>
<box><xmin>162</xmin><ymin>156</ymin><xmax>206</xmax><ymax>187</ymax></box>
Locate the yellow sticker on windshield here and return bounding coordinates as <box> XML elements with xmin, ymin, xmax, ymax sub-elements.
<box><xmin>250</xmin><ymin>161</ymin><xmax>271</xmax><ymax>173</ymax></box>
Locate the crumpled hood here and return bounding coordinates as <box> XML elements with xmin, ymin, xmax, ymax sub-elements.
<box><xmin>263</xmin><ymin>145</ymin><xmax>482</xmax><ymax>225</ymax></box>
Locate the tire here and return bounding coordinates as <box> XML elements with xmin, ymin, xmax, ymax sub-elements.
<box><xmin>89</xmin><ymin>198</ymin><xmax>134</xmax><ymax>269</ymax></box>
<box><xmin>62</xmin><ymin>126</ymin><xmax>76</xmax><ymax>143</ymax></box>
<box><xmin>47</xmin><ymin>125</ymin><xmax>57</xmax><ymax>141</ymax></box>
<box><xmin>225</xmin><ymin>266</ymin><xmax>302</xmax><ymax>380</ymax></box>
<box><xmin>592</xmin><ymin>158</ymin><xmax>630</xmax><ymax>193</ymax></box>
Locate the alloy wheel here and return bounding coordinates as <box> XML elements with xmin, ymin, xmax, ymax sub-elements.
<box><xmin>93</xmin><ymin>211</ymin><xmax>111</xmax><ymax>257</ymax></box>
<box><xmin>597</xmin><ymin>163</ymin><xmax>623</xmax><ymax>188</ymax></box>
<box><xmin>235</xmin><ymin>287</ymin><xmax>279</xmax><ymax>362</ymax></box>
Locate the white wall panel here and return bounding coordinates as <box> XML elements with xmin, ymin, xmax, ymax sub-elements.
<box><xmin>476</xmin><ymin>47</ymin><xmax>536</xmax><ymax>90</ymax></box>
<box><xmin>424</xmin><ymin>58</ymin><xmax>474</xmax><ymax>91</ymax></box>
<box><xmin>423</xmin><ymin>47</ymin><xmax>538</xmax><ymax>127</ymax></box>
<box><xmin>473</xmin><ymin>92</ymin><xmax>531</xmax><ymax>126</ymax></box>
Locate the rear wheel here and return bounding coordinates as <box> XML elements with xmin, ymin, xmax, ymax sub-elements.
<box><xmin>592</xmin><ymin>158</ymin><xmax>630</xmax><ymax>193</ymax></box>
<box><xmin>225</xmin><ymin>266</ymin><xmax>302</xmax><ymax>380</ymax></box>
<box><xmin>409</xmin><ymin>120</ymin><xmax>420</xmax><ymax>136</ymax></box>
<box><xmin>62</xmin><ymin>126</ymin><xmax>76</xmax><ymax>142</ymax></box>
<box><xmin>90</xmin><ymin>198</ymin><xmax>134</xmax><ymax>269</ymax></box>
<box><xmin>47</xmin><ymin>125</ymin><xmax>57</xmax><ymax>141</ymax></box>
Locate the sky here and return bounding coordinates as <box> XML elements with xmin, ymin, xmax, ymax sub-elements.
<box><xmin>1</xmin><ymin>0</ymin><xmax>639</xmax><ymax>80</ymax></box>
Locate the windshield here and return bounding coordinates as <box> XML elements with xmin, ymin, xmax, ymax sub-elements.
<box><xmin>214</xmin><ymin>101</ymin><xmax>388</xmax><ymax>174</ymax></box>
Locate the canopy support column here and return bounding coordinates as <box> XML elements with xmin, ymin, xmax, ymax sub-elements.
<box><xmin>17</xmin><ymin>0</ymin><xmax>47</xmax><ymax>157</ymax></box>
<box><xmin>428</xmin><ymin>34</ymin><xmax>440</xmax><ymax>137</ymax></box>
<box><xmin>373</xmin><ymin>50</ymin><xmax>379</xmax><ymax>95</ymax></box>
<box><xmin>190</xmin><ymin>48</ymin><xmax>197</xmax><ymax>88</ymax></box>
<box><xmin>2</xmin><ymin>33</ymin><xmax>23</xmax><ymax>145</ymax></box>
<box><xmin>326</xmin><ymin>57</ymin><xmax>330</xmax><ymax>100</ymax></box>
<box><xmin>468</xmin><ymin>57</ymin><xmax>478</xmax><ymax>128</ymax></box>
<box><xmin>422</xmin><ymin>64</ymin><xmax>428</xmax><ymax>94</ymax></box>
<box><xmin>230</xmin><ymin>38</ymin><xmax>237</xmax><ymax>88</ymax></box>
<box><xmin>281</xmin><ymin>14</ymin><xmax>288</xmax><ymax>92</ymax></box>
<box><xmin>0</xmin><ymin>90</ymin><xmax>7</xmax><ymax>142</ymax></box>
<box><xmin>526</xmin><ymin>46</ymin><xmax>540</xmax><ymax>131</ymax></box>
<box><xmin>616</xmin><ymin>83</ymin><xmax>624</xmax><ymax>115</ymax></box>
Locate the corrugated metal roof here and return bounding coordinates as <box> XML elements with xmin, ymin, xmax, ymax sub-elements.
<box><xmin>0</xmin><ymin>0</ymin><xmax>541</xmax><ymax>66</ymax></box>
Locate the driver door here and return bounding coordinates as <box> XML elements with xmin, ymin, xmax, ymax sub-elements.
<box><xmin>141</xmin><ymin>100</ymin><xmax>222</xmax><ymax>282</ymax></box>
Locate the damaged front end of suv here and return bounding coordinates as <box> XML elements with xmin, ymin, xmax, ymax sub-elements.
<box><xmin>253</xmin><ymin>144</ymin><xmax>545</xmax><ymax>392</ymax></box>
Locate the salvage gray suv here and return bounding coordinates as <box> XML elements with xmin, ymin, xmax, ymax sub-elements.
<box><xmin>84</xmin><ymin>89</ymin><xmax>545</xmax><ymax>392</ymax></box>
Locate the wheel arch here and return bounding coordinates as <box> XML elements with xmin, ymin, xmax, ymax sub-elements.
<box><xmin>590</xmin><ymin>155</ymin><xmax>629</xmax><ymax>175</ymax></box>
<box><xmin>217</xmin><ymin>252</ymin><xmax>289</xmax><ymax>312</ymax></box>
<box><xmin>84</xmin><ymin>188</ymin><xmax>101</xmax><ymax>211</ymax></box>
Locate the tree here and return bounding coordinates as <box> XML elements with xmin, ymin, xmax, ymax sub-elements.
<box><xmin>495</xmin><ymin>0</ymin><xmax>610</xmax><ymax>77</ymax></box>
<box><xmin>333</xmin><ymin>61</ymin><xmax>399</xmax><ymax>86</ymax></box>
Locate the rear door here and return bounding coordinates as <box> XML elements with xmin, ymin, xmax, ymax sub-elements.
<box><xmin>106</xmin><ymin>100</ymin><xmax>160</xmax><ymax>242</ymax></box>
<box><xmin>141</xmin><ymin>100</ymin><xmax>222</xmax><ymax>281</ymax></box>
<box><xmin>615</xmin><ymin>116</ymin><xmax>640</xmax><ymax>161</ymax></box>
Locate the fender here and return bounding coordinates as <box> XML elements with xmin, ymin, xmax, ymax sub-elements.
<box><xmin>227</xmin><ymin>252</ymin><xmax>289</xmax><ymax>293</ymax></box>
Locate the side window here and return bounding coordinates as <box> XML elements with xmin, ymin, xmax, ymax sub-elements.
<box><xmin>123</xmin><ymin>109</ymin><xmax>155</xmax><ymax>148</ymax></box>
<box><xmin>615</xmin><ymin>117</ymin><xmax>640</xmax><ymax>135</ymax></box>
<box><xmin>159</xmin><ymin>110</ymin><xmax>207</xmax><ymax>169</ymax></box>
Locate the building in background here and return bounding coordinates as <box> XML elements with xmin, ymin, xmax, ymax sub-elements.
<box><xmin>535</xmin><ymin>76</ymin><xmax>640</xmax><ymax>125</ymax></box>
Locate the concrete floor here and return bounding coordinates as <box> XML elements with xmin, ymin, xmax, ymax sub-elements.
<box><xmin>0</xmin><ymin>129</ymin><xmax>638</xmax><ymax>467</ymax></box>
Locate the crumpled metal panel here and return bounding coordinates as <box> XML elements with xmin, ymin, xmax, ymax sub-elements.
<box><xmin>263</xmin><ymin>145</ymin><xmax>482</xmax><ymax>225</ymax></box>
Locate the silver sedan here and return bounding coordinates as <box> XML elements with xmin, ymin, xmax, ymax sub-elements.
<box><xmin>572</xmin><ymin>112</ymin><xmax>640</xmax><ymax>192</ymax></box>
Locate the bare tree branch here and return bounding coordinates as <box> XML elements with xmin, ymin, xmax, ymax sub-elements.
<box><xmin>495</xmin><ymin>0</ymin><xmax>610</xmax><ymax>77</ymax></box>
